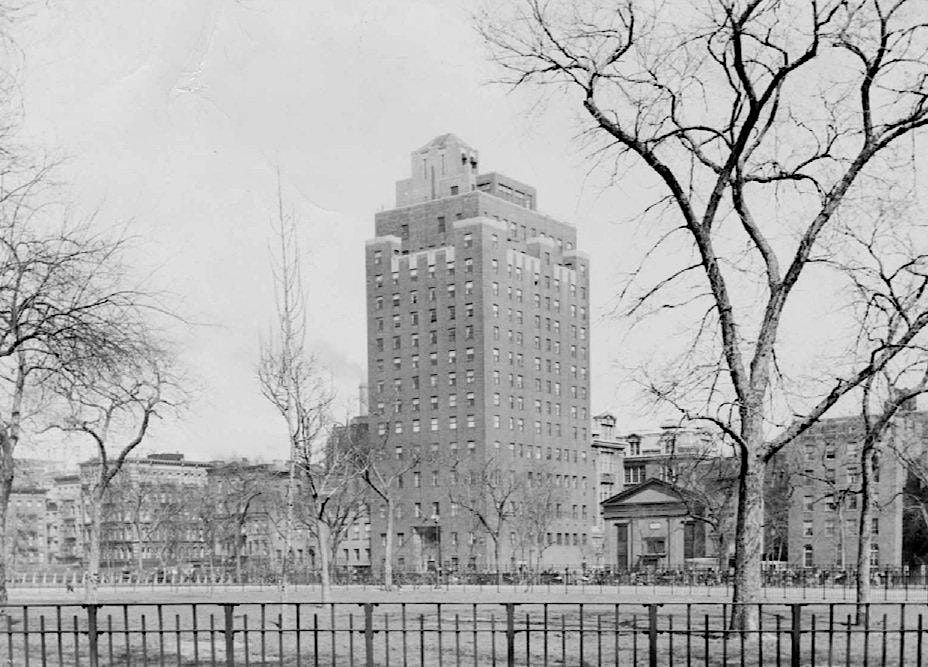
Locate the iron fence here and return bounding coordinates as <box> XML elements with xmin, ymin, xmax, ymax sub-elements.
<box><xmin>0</xmin><ymin>600</ymin><xmax>926</xmax><ymax>666</ymax></box>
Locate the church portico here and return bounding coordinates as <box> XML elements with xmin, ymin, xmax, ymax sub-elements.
<box><xmin>601</xmin><ymin>479</ymin><xmax>718</xmax><ymax>571</ymax></box>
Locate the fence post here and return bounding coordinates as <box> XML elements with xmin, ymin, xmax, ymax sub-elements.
<box><xmin>223</xmin><ymin>603</ymin><xmax>236</xmax><ymax>667</ymax></box>
<box><xmin>505</xmin><ymin>603</ymin><xmax>516</xmax><ymax>666</ymax></box>
<box><xmin>648</xmin><ymin>604</ymin><xmax>658</xmax><ymax>667</ymax></box>
<box><xmin>86</xmin><ymin>604</ymin><xmax>99</xmax><ymax>667</ymax></box>
<box><xmin>364</xmin><ymin>603</ymin><xmax>375</xmax><ymax>667</ymax></box>
<box><xmin>790</xmin><ymin>604</ymin><xmax>801</xmax><ymax>667</ymax></box>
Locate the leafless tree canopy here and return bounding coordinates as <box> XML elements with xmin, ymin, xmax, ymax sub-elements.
<box><xmin>257</xmin><ymin>175</ymin><xmax>358</xmax><ymax>599</ymax></box>
<box><xmin>0</xmin><ymin>162</ymin><xmax>182</xmax><ymax>601</ymax></box>
<box><xmin>479</xmin><ymin>0</ymin><xmax>928</xmax><ymax>626</ymax></box>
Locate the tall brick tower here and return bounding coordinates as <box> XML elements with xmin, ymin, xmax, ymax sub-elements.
<box><xmin>365</xmin><ymin>135</ymin><xmax>594</xmax><ymax>574</ymax></box>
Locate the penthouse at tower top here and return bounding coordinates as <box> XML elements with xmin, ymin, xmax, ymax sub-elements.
<box><xmin>376</xmin><ymin>133</ymin><xmax>584</xmax><ymax>259</ymax></box>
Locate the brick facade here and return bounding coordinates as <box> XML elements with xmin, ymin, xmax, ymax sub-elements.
<box><xmin>366</xmin><ymin>134</ymin><xmax>596</xmax><ymax>573</ymax></box>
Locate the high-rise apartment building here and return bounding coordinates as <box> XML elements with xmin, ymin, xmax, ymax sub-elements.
<box><xmin>365</xmin><ymin>134</ymin><xmax>595</xmax><ymax>573</ymax></box>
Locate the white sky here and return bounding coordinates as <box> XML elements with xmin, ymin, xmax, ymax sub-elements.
<box><xmin>14</xmin><ymin>1</ymin><xmax>915</xmax><ymax>464</ymax></box>
<box><xmin>11</xmin><ymin>0</ymin><xmax>653</xmax><ymax>462</ymax></box>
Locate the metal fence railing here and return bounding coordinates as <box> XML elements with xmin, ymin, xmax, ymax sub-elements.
<box><xmin>1</xmin><ymin>600</ymin><xmax>926</xmax><ymax>666</ymax></box>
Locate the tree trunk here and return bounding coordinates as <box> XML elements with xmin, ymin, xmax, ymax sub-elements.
<box><xmin>207</xmin><ymin>538</ymin><xmax>215</xmax><ymax>584</ymax></box>
<box><xmin>86</xmin><ymin>486</ymin><xmax>103</xmax><ymax>601</ymax></box>
<box><xmin>0</xmin><ymin>437</ymin><xmax>13</xmax><ymax>604</ymax></box>
<box><xmin>836</xmin><ymin>504</ymin><xmax>846</xmax><ymax>569</ymax></box>
<box><xmin>280</xmin><ymin>456</ymin><xmax>298</xmax><ymax>591</ymax></box>
<box><xmin>383</xmin><ymin>498</ymin><xmax>395</xmax><ymax>590</ymax></box>
<box><xmin>731</xmin><ymin>449</ymin><xmax>765</xmax><ymax>631</ymax></box>
<box><xmin>715</xmin><ymin>528</ymin><xmax>729</xmax><ymax>573</ymax></box>
<box><xmin>235</xmin><ymin>530</ymin><xmax>244</xmax><ymax>584</ymax></box>
<box><xmin>856</xmin><ymin>447</ymin><xmax>875</xmax><ymax>624</ymax></box>
<box><xmin>0</xmin><ymin>360</ymin><xmax>26</xmax><ymax>604</ymax></box>
<box><xmin>136</xmin><ymin>525</ymin><xmax>144</xmax><ymax>575</ymax></box>
<box><xmin>317</xmin><ymin>519</ymin><xmax>331</xmax><ymax>603</ymax></box>
<box><xmin>494</xmin><ymin>538</ymin><xmax>502</xmax><ymax>588</ymax></box>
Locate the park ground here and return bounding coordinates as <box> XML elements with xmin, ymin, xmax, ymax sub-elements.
<box><xmin>1</xmin><ymin>585</ymin><xmax>925</xmax><ymax>665</ymax></box>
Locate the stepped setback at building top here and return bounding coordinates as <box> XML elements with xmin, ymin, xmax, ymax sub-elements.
<box><xmin>365</xmin><ymin>134</ymin><xmax>595</xmax><ymax>572</ymax></box>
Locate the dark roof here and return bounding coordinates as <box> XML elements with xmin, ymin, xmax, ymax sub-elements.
<box><xmin>146</xmin><ymin>453</ymin><xmax>184</xmax><ymax>461</ymax></box>
<box><xmin>599</xmin><ymin>477</ymin><xmax>686</xmax><ymax>506</ymax></box>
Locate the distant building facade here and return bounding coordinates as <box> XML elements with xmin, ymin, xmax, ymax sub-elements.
<box><xmin>8</xmin><ymin>487</ymin><xmax>49</xmax><ymax>567</ymax></box>
<box><xmin>592</xmin><ymin>407</ymin><xmax>928</xmax><ymax>572</ymax></box>
<box><xmin>589</xmin><ymin>413</ymin><xmax>624</xmax><ymax>565</ymax></box>
<box><xmin>44</xmin><ymin>474</ymin><xmax>84</xmax><ymax>565</ymax></box>
<box><xmin>786</xmin><ymin>412</ymin><xmax>913</xmax><ymax>569</ymax></box>
<box><xmin>78</xmin><ymin>453</ymin><xmax>211</xmax><ymax>571</ymax></box>
<box><xmin>601</xmin><ymin>479</ymin><xmax>718</xmax><ymax>570</ymax></box>
<box><xmin>592</xmin><ymin>420</ymin><xmax>733</xmax><ymax>570</ymax></box>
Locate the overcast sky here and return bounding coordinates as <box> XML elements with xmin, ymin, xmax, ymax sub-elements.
<box><xmin>10</xmin><ymin>0</ymin><xmax>658</xmax><ymax>462</ymax></box>
<box><xmin>13</xmin><ymin>1</ymin><xmax>907</xmax><ymax>464</ymax></box>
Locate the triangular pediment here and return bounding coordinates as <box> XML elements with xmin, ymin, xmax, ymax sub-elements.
<box><xmin>600</xmin><ymin>478</ymin><xmax>686</xmax><ymax>508</ymax></box>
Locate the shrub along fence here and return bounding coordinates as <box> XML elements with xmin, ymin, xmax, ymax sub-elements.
<box><xmin>0</xmin><ymin>600</ymin><xmax>925</xmax><ymax>666</ymax></box>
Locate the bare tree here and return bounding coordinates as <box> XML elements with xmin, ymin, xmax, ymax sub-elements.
<box><xmin>764</xmin><ymin>449</ymin><xmax>801</xmax><ymax>564</ymax></box>
<box><xmin>479</xmin><ymin>0</ymin><xmax>928</xmax><ymax>628</ymax></box>
<box><xmin>852</xmin><ymin>380</ymin><xmax>927</xmax><ymax>622</ymax></box>
<box><xmin>0</xmin><ymin>166</ymin><xmax>178</xmax><ymax>602</ymax></box>
<box><xmin>6</xmin><ymin>493</ymin><xmax>42</xmax><ymax>570</ymax></box>
<box><xmin>827</xmin><ymin>208</ymin><xmax>928</xmax><ymax>620</ymax></box>
<box><xmin>356</xmin><ymin>420</ymin><xmax>427</xmax><ymax>590</ymax></box>
<box><xmin>295</xmin><ymin>471</ymin><xmax>367</xmax><ymax>581</ymax></box>
<box><xmin>902</xmin><ymin>444</ymin><xmax>928</xmax><ymax>567</ymax></box>
<box><xmin>449</xmin><ymin>455</ymin><xmax>523</xmax><ymax>585</ymax></box>
<box><xmin>510</xmin><ymin>464</ymin><xmax>565</xmax><ymax>572</ymax></box>
<box><xmin>258</xmin><ymin>178</ymin><xmax>343</xmax><ymax>598</ymax></box>
<box><xmin>109</xmin><ymin>475</ymin><xmax>187</xmax><ymax>576</ymax></box>
<box><xmin>663</xmin><ymin>443</ymin><xmax>739</xmax><ymax>571</ymax></box>
<box><xmin>55</xmin><ymin>352</ymin><xmax>181</xmax><ymax>599</ymax></box>
<box><xmin>200</xmin><ymin>460</ymin><xmax>269</xmax><ymax>582</ymax></box>
<box><xmin>151</xmin><ymin>498</ymin><xmax>194</xmax><ymax>574</ymax></box>
<box><xmin>259</xmin><ymin>432</ymin><xmax>367</xmax><ymax>598</ymax></box>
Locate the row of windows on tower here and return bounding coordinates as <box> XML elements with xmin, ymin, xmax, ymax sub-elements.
<box><xmin>388</xmin><ymin>499</ymin><xmax>591</xmax><ymax>523</ymax></box>
<box><xmin>501</xmin><ymin>222</ymin><xmax>575</xmax><ymax>252</ymax></box>
<box><xmin>374</xmin><ymin>394</ymin><xmax>587</xmax><ymax>421</ymax></box>
<box><xmin>374</xmin><ymin>309</ymin><xmax>586</xmax><ymax>345</ymax></box>
<box><xmin>373</xmin><ymin>349</ymin><xmax>587</xmax><ymax>378</ymax></box>
<box><xmin>374</xmin><ymin>373</ymin><xmax>589</xmax><ymax>400</ymax></box>
<box><xmin>374</xmin><ymin>329</ymin><xmax>586</xmax><ymax>369</ymax></box>
<box><xmin>388</xmin><ymin>442</ymin><xmax>590</xmax><ymax>467</ymax></box>
<box><xmin>364</xmin><ymin>439</ymin><xmax>592</xmax><ymax>470</ymax></box>
<box><xmin>372</xmin><ymin>254</ymin><xmax>471</xmax><ymax>275</ymax></box>
<box><xmin>392</xmin><ymin>214</ymin><xmax>575</xmax><ymax>255</ymax></box>
<box><xmin>376</xmin><ymin>327</ymin><xmax>574</xmax><ymax>349</ymax></box>
<box><xmin>370</xmin><ymin>253</ymin><xmax>587</xmax><ymax>297</ymax></box>
<box><xmin>392</xmin><ymin>469</ymin><xmax>590</xmax><ymax>491</ymax></box>
<box><xmin>375</xmin><ymin>416</ymin><xmax>589</xmax><ymax>440</ymax></box>
<box><xmin>371</xmin><ymin>281</ymin><xmax>588</xmax><ymax>321</ymax></box>
<box><xmin>386</xmin><ymin>531</ymin><xmax>590</xmax><ymax>552</ymax></box>
<box><xmin>433</xmin><ymin>217</ymin><xmax>572</xmax><ymax>254</ymax></box>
